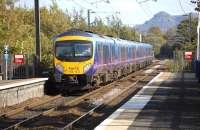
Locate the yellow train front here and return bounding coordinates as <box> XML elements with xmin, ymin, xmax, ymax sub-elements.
<box><xmin>53</xmin><ymin>29</ymin><xmax>95</xmax><ymax>91</ymax></box>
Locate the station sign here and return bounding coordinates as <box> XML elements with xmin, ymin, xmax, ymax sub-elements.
<box><xmin>4</xmin><ymin>54</ymin><xmax>9</xmax><ymax>61</ymax></box>
<box><xmin>4</xmin><ymin>45</ymin><xmax>9</xmax><ymax>54</ymax></box>
<box><xmin>3</xmin><ymin>45</ymin><xmax>9</xmax><ymax>61</ymax></box>
<box><xmin>184</xmin><ymin>51</ymin><xmax>193</xmax><ymax>61</ymax></box>
<box><xmin>14</xmin><ymin>54</ymin><xmax>24</xmax><ymax>64</ymax></box>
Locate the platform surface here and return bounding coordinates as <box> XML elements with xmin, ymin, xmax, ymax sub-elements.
<box><xmin>95</xmin><ymin>72</ymin><xmax>200</xmax><ymax>130</ymax></box>
<box><xmin>0</xmin><ymin>78</ymin><xmax>48</xmax><ymax>90</ymax></box>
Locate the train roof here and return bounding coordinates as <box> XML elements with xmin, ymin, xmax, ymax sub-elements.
<box><xmin>53</xmin><ymin>29</ymin><xmax>93</xmax><ymax>39</ymax></box>
<box><xmin>53</xmin><ymin>29</ymin><xmax>152</xmax><ymax>48</ymax></box>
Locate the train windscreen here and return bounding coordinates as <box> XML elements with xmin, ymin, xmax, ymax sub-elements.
<box><xmin>55</xmin><ymin>40</ymin><xmax>92</xmax><ymax>62</ymax></box>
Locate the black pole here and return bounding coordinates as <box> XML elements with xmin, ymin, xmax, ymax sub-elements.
<box><xmin>34</xmin><ymin>0</ymin><xmax>41</xmax><ymax>76</ymax></box>
<box><xmin>189</xmin><ymin>13</ymin><xmax>192</xmax><ymax>44</ymax></box>
<box><xmin>117</xmin><ymin>22</ymin><xmax>120</xmax><ymax>38</ymax></box>
<box><xmin>87</xmin><ymin>9</ymin><xmax>90</xmax><ymax>31</ymax></box>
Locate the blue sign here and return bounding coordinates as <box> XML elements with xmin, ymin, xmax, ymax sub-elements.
<box><xmin>4</xmin><ymin>54</ymin><xmax>9</xmax><ymax>61</ymax></box>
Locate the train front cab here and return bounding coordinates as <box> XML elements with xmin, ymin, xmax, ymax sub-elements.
<box><xmin>54</xmin><ymin>36</ymin><xmax>95</xmax><ymax>90</ymax></box>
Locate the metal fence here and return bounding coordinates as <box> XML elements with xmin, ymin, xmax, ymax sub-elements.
<box><xmin>0</xmin><ymin>54</ymin><xmax>35</xmax><ymax>80</ymax></box>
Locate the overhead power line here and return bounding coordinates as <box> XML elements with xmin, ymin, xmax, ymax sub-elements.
<box><xmin>137</xmin><ymin>0</ymin><xmax>157</xmax><ymax>4</ymax></box>
<box><xmin>136</xmin><ymin>1</ymin><xmax>150</xmax><ymax>17</ymax></box>
<box><xmin>136</xmin><ymin>0</ymin><xmax>156</xmax><ymax>17</ymax></box>
<box><xmin>71</xmin><ymin>0</ymin><xmax>88</xmax><ymax>10</ymax></box>
<box><xmin>177</xmin><ymin>0</ymin><xmax>186</xmax><ymax>14</ymax></box>
<box><xmin>144</xmin><ymin>2</ymin><xmax>153</xmax><ymax>15</ymax></box>
<box><xmin>109</xmin><ymin>1</ymin><xmax>122</xmax><ymax>18</ymax></box>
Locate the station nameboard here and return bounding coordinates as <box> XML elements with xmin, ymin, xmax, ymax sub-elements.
<box><xmin>14</xmin><ymin>54</ymin><xmax>24</xmax><ymax>64</ymax></box>
<box><xmin>184</xmin><ymin>51</ymin><xmax>192</xmax><ymax>61</ymax></box>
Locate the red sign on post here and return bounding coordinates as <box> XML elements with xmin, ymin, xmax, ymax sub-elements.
<box><xmin>184</xmin><ymin>52</ymin><xmax>192</xmax><ymax>61</ymax></box>
<box><xmin>14</xmin><ymin>54</ymin><xmax>24</xmax><ymax>64</ymax></box>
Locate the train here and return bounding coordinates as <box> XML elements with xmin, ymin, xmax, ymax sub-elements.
<box><xmin>53</xmin><ymin>29</ymin><xmax>154</xmax><ymax>91</ymax></box>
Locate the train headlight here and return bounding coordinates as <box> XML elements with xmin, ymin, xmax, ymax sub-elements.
<box><xmin>84</xmin><ymin>64</ymin><xmax>91</xmax><ymax>73</ymax></box>
<box><xmin>55</xmin><ymin>64</ymin><xmax>64</xmax><ymax>73</ymax></box>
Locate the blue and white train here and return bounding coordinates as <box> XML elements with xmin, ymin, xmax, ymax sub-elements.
<box><xmin>53</xmin><ymin>29</ymin><xmax>154</xmax><ymax>91</ymax></box>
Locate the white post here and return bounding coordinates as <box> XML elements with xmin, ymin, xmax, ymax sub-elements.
<box><xmin>4</xmin><ymin>45</ymin><xmax>9</xmax><ymax>80</ymax></box>
<box><xmin>5</xmin><ymin>59</ymin><xmax>7</xmax><ymax>80</ymax></box>
<box><xmin>140</xmin><ymin>33</ymin><xmax>142</xmax><ymax>42</ymax></box>
<box><xmin>197</xmin><ymin>12</ymin><xmax>200</xmax><ymax>60</ymax></box>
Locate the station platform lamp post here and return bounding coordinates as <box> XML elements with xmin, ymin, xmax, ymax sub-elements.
<box><xmin>34</xmin><ymin>0</ymin><xmax>41</xmax><ymax>77</ymax></box>
<box><xmin>196</xmin><ymin>11</ymin><xmax>200</xmax><ymax>82</ymax></box>
<box><xmin>192</xmin><ymin>0</ymin><xmax>200</xmax><ymax>82</ymax></box>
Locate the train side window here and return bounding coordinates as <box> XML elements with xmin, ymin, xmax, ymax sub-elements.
<box><xmin>126</xmin><ymin>47</ymin><xmax>128</xmax><ymax>60</ymax></box>
<box><xmin>143</xmin><ymin>47</ymin><xmax>145</xmax><ymax>57</ymax></box>
<box><xmin>128</xmin><ymin>47</ymin><xmax>132</xmax><ymax>60</ymax></box>
<box><xmin>120</xmin><ymin>47</ymin><xmax>123</xmax><ymax>61</ymax></box>
<box><xmin>103</xmin><ymin>45</ymin><xmax>106</xmax><ymax>64</ymax></box>
<box><xmin>122</xmin><ymin>46</ymin><xmax>125</xmax><ymax>61</ymax></box>
<box><xmin>122</xmin><ymin>46</ymin><xmax>126</xmax><ymax>61</ymax></box>
<box><xmin>108</xmin><ymin>43</ymin><xmax>111</xmax><ymax>63</ymax></box>
<box><xmin>103</xmin><ymin>45</ymin><xmax>109</xmax><ymax>64</ymax></box>
<box><xmin>132</xmin><ymin>47</ymin><xmax>136</xmax><ymax>59</ymax></box>
<box><xmin>95</xmin><ymin>42</ymin><xmax>98</xmax><ymax>63</ymax></box>
<box><xmin>108</xmin><ymin>45</ymin><xmax>110</xmax><ymax>63</ymax></box>
<box><xmin>112</xmin><ymin>44</ymin><xmax>115</xmax><ymax>62</ymax></box>
<box><xmin>97</xmin><ymin>43</ymin><xmax>102</xmax><ymax>64</ymax></box>
<box><xmin>96</xmin><ymin>43</ymin><xmax>98</xmax><ymax>63</ymax></box>
<box><xmin>127</xmin><ymin>47</ymin><xmax>129</xmax><ymax>60</ymax></box>
<box><xmin>117</xmin><ymin>46</ymin><xmax>120</xmax><ymax>61</ymax></box>
<box><xmin>136</xmin><ymin>47</ymin><xmax>139</xmax><ymax>58</ymax></box>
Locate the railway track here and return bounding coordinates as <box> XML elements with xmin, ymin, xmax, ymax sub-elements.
<box><xmin>0</xmin><ymin>60</ymin><xmax>165</xmax><ymax>130</ymax></box>
<box><xmin>0</xmin><ymin>94</ymin><xmax>69</xmax><ymax>129</ymax></box>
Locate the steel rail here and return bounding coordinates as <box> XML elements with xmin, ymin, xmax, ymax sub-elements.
<box><xmin>0</xmin><ymin>94</ymin><xmax>62</xmax><ymax>118</ymax></box>
<box><xmin>61</xmin><ymin>75</ymin><xmax>147</xmax><ymax>130</ymax></box>
<box><xmin>5</xmin><ymin>70</ymin><xmax>147</xmax><ymax>130</ymax></box>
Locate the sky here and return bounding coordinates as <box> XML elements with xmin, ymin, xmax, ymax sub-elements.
<box><xmin>16</xmin><ymin>0</ymin><xmax>196</xmax><ymax>26</ymax></box>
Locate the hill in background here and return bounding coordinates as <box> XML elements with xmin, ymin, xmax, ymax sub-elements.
<box><xmin>135</xmin><ymin>11</ymin><xmax>196</xmax><ymax>33</ymax></box>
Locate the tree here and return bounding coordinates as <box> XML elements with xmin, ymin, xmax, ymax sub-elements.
<box><xmin>0</xmin><ymin>0</ymin><xmax>19</xmax><ymax>9</ymax></box>
<box><xmin>175</xmin><ymin>17</ymin><xmax>197</xmax><ymax>51</ymax></box>
<box><xmin>0</xmin><ymin>0</ymin><xmax>143</xmax><ymax>68</ymax></box>
<box><xmin>119</xmin><ymin>26</ymin><xmax>139</xmax><ymax>41</ymax></box>
<box><xmin>144</xmin><ymin>27</ymin><xmax>166</xmax><ymax>57</ymax></box>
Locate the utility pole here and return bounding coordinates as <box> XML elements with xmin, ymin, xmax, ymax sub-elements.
<box><xmin>191</xmin><ymin>0</ymin><xmax>200</xmax><ymax>81</ymax></box>
<box><xmin>117</xmin><ymin>22</ymin><xmax>120</xmax><ymax>38</ymax></box>
<box><xmin>192</xmin><ymin>0</ymin><xmax>200</xmax><ymax>60</ymax></box>
<box><xmin>189</xmin><ymin>13</ymin><xmax>192</xmax><ymax>44</ymax></box>
<box><xmin>34</xmin><ymin>0</ymin><xmax>41</xmax><ymax>76</ymax></box>
<box><xmin>87</xmin><ymin>9</ymin><xmax>91</xmax><ymax>31</ymax></box>
<box><xmin>86</xmin><ymin>0</ymin><xmax>112</xmax><ymax>31</ymax></box>
<box><xmin>197</xmin><ymin>7</ymin><xmax>200</xmax><ymax>82</ymax></box>
<box><xmin>197</xmin><ymin>11</ymin><xmax>200</xmax><ymax>60</ymax></box>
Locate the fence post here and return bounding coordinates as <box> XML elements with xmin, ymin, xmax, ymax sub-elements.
<box><xmin>25</xmin><ymin>54</ymin><xmax>29</xmax><ymax>78</ymax></box>
<box><xmin>10</xmin><ymin>55</ymin><xmax>14</xmax><ymax>79</ymax></box>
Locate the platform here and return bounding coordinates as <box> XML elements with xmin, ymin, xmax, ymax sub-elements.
<box><xmin>95</xmin><ymin>72</ymin><xmax>200</xmax><ymax>130</ymax></box>
<box><xmin>0</xmin><ymin>78</ymin><xmax>48</xmax><ymax>107</ymax></box>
